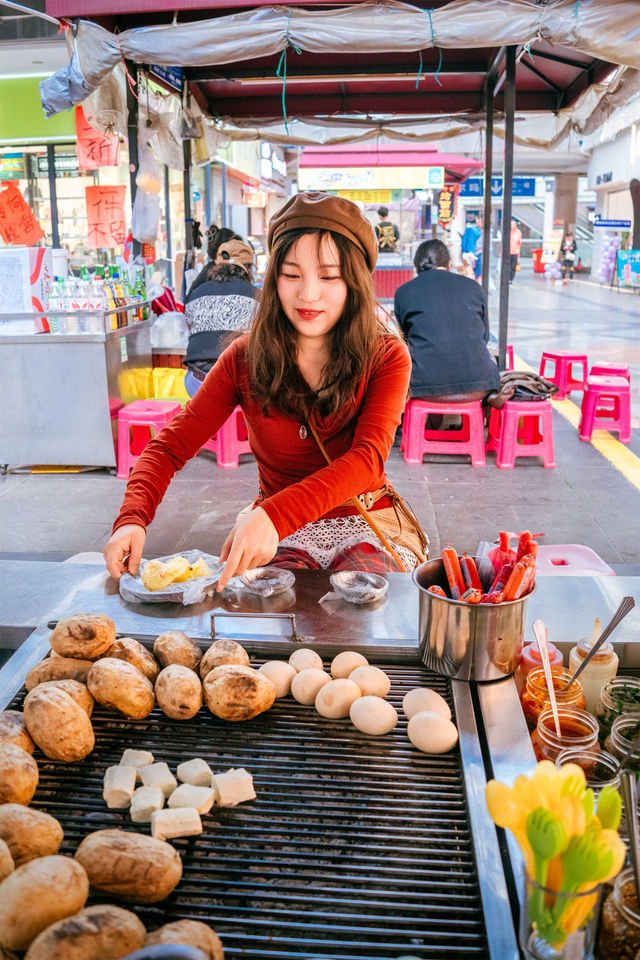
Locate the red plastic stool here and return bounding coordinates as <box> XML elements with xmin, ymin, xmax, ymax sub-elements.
<box><xmin>506</xmin><ymin>344</ymin><xmax>514</xmax><ymax>371</ymax></box>
<box><xmin>201</xmin><ymin>406</ymin><xmax>252</xmax><ymax>468</ymax></box>
<box><xmin>117</xmin><ymin>400</ymin><xmax>181</xmax><ymax>479</ymax></box>
<box><xmin>401</xmin><ymin>399</ymin><xmax>486</xmax><ymax>466</ymax></box>
<box><xmin>539</xmin><ymin>350</ymin><xmax>588</xmax><ymax>399</ymax></box>
<box><xmin>579</xmin><ymin>375</ymin><xmax>631</xmax><ymax>443</ymax></box>
<box><xmin>589</xmin><ymin>362</ymin><xmax>630</xmax><ymax>380</ymax></box>
<box><xmin>486</xmin><ymin>400</ymin><xmax>556</xmax><ymax>468</ymax></box>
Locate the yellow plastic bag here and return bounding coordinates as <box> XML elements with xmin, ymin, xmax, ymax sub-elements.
<box><xmin>152</xmin><ymin>367</ymin><xmax>189</xmax><ymax>401</ymax></box>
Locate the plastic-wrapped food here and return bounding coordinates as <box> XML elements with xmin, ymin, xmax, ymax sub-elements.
<box><xmin>119</xmin><ymin>550</ymin><xmax>223</xmax><ymax>605</ymax></box>
<box><xmin>326</xmin><ymin>571</ymin><xmax>389</xmax><ymax>605</ymax></box>
<box><xmin>239</xmin><ymin>567</ymin><xmax>295</xmax><ymax>597</ymax></box>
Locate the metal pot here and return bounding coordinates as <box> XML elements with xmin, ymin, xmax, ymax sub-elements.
<box><xmin>413</xmin><ymin>557</ymin><xmax>533</xmax><ymax>682</ymax></box>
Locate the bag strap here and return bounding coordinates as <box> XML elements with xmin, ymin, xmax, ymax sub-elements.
<box><xmin>303</xmin><ymin>413</ymin><xmax>408</xmax><ymax>572</ymax></box>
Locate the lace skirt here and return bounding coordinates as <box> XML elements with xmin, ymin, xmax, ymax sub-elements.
<box><xmin>279</xmin><ymin>516</ymin><xmax>419</xmax><ymax>571</ymax></box>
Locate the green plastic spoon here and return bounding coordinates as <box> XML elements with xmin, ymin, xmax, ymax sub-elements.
<box><xmin>525</xmin><ymin>807</ymin><xmax>567</xmax><ymax>935</ymax></box>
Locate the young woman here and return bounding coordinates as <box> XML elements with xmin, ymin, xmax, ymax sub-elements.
<box><xmin>104</xmin><ymin>192</ymin><xmax>426</xmax><ymax>590</ymax></box>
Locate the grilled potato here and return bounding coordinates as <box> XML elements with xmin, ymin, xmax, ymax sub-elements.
<box><xmin>155</xmin><ymin>664</ymin><xmax>203</xmax><ymax>720</ymax></box>
<box><xmin>203</xmin><ymin>664</ymin><xmax>276</xmax><ymax>721</ymax></box>
<box><xmin>0</xmin><ymin>855</ymin><xmax>89</xmax><ymax>952</ymax></box>
<box><xmin>87</xmin><ymin>658</ymin><xmax>154</xmax><ymax>720</ymax></box>
<box><xmin>0</xmin><ymin>805</ymin><xmax>63</xmax><ymax>866</ymax></box>
<box><xmin>49</xmin><ymin>614</ymin><xmax>115</xmax><ymax>660</ymax></box>
<box><xmin>25</xmin><ymin>657</ymin><xmax>93</xmax><ymax>691</ymax></box>
<box><xmin>23</xmin><ymin>687</ymin><xmax>94</xmax><ymax>763</ymax></box>
<box><xmin>0</xmin><ymin>711</ymin><xmax>33</xmax><ymax>754</ymax></box>
<box><xmin>24</xmin><ymin>904</ymin><xmax>146</xmax><ymax>960</ymax></box>
<box><xmin>199</xmin><ymin>639</ymin><xmax>250</xmax><ymax>680</ymax></box>
<box><xmin>74</xmin><ymin>829</ymin><xmax>182</xmax><ymax>903</ymax></box>
<box><xmin>0</xmin><ymin>743</ymin><xmax>38</xmax><ymax>805</ymax></box>
<box><xmin>153</xmin><ymin>630</ymin><xmax>202</xmax><ymax>671</ymax></box>
<box><xmin>32</xmin><ymin>680</ymin><xmax>94</xmax><ymax>717</ymax></box>
<box><xmin>144</xmin><ymin>920</ymin><xmax>224</xmax><ymax>959</ymax></box>
<box><xmin>0</xmin><ymin>840</ymin><xmax>13</xmax><ymax>884</ymax></box>
<box><xmin>107</xmin><ymin>637</ymin><xmax>160</xmax><ymax>682</ymax></box>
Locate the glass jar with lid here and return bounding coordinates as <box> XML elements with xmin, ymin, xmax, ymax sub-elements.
<box><xmin>555</xmin><ymin>747</ymin><xmax>621</xmax><ymax>794</ymax></box>
<box><xmin>597</xmin><ymin>867</ymin><xmax>640</xmax><ymax>960</ymax></box>
<box><xmin>568</xmin><ymin>635</ymin><xmax>618</xmax><ymax>713</ymax></box>
<box><xmin>531</xmin><ymin>707</ymin><xmax>599</xmax><ymax>763</ymax></box>
<box><xmin>595</xmin><ymin>677</ymin><xmax>640</xmax><ymax>746</ymax></box>
<box><xmin>520</xmin><ymin>667</ymin><xmax>586</xmax><ymax>732</ymax></box>
<box><xmin>604</xmin><ymin>714</ymin><xmax>640</xmax><ymax>774</ymax></box>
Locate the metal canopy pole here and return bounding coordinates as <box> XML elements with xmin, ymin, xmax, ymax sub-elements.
<box><xmin>163</xmin><ymin>164</ymin><xmax>172</xmax><ymax>286</ymax></box>
<box><xmin>481</xmin><ymin>77</ymin><xmax>494</xmax><ymax>296</ymax></box>
<box><xmin>125</xmin><ymin>60</ymin><xmax>141</xmax><ymax>260</ymax></box>
<box><xmin>183</xmin><ymin>139</ymin><xmax>192</xmax><ymax>251</ymax></box>
<box><xmin>45</xmin><ymin>144</ymin><xmax>60</xmax><ymax>249</ymax></box>
<box><xmin>498</xmin><ymin>46</ymin><xmax>516</xmax><ymax>372</ymax></box>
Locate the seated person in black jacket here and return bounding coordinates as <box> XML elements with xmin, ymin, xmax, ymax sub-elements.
<box><xmin>186</xmin><ymin>225</ymin><xmax>239</xmax><ymax>298</ymax></box>
<box><xmin>184</xmin><ymin>239</ymin><xmax>257</xmax><ymax>396</ymax></box>
<box><xmin>394</xmin><ymin>239</ymin><xmax>500</xmax><ymax>412</ymax></box>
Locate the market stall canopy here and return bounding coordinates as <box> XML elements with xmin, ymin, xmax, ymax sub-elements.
<box><xmin>298</xmin><ymin>143</ymin><xmax>484</xmax><ymax>184</ymax></box>
<box><xmin>40</xmin><ymin>0</ymin><xmax>640</xmax><ymax>150</ymax></box>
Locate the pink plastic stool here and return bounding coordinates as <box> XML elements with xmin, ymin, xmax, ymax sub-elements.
<box><xmin>402</xmin><ymin>399</ymin><xmax>486</xmax><ymax>466</ymax></box>
<box><xmin>201</xmin><ymin>406</ymin><xmax>252</xmax><ymax>468</ymax></box>
<box><xmin>539</xmin><ymin>350</ymin><xmax>588</xmax><ymax>399</ymax></box>
<box><xmin>486</xmin><ymin>400</ymin><xmax>556</xmax><ymax>468</ymax></box>
<box><xmin>535</xmin><ymin>545</ymin><xmax>615</xmax><ymax>576</ymax></box>
<box><xmin>589</xmin><ymin>362</ymin><xmax>630</xmax><ymax>380</ymax></box>
<box><xmin>117</xmin><ymin>400</ymin><xmax>181</xmax><ymax>479</ymax></box>
<box><xmin>579</xmin><ymin>375</ymin><xmax>631</xmax><ymax>443</ymax></box>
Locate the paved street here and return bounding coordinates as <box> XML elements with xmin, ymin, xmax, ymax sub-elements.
<box><xmin>2</xmin><ymin>264</ymin><xmax>639</xmax><ymax>570</ymax></box>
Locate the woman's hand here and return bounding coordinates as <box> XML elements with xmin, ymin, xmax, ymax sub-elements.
<box><xmin>218</xmin><ymin>507</ymin><xmax>279</xmax><ymax>590</ymax></box>
<box><xmin>103</xmin><ymin>524</ymin><xmax>146</xmax><ymax>580</ymax></box>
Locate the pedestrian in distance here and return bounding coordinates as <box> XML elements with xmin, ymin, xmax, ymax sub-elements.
<box><xmin>560</xmin><ymin>230</ymin><xmax>577</xmax><ymax>284</ymax></box>
<box><xmin>510</xmin><ymin>218</ymin><xmax>522</xmax><ymax>283</ymax></box>
<box><xmin>104</xmin><ymin>192</ymin><xmax>427</xmax><ymax>588</ymax></box>
<box><xmin>461</xmin><ymin>213</ymin><xmax>484</xmax><ymax>282</ymax></box>
<box><xmin>374</xmin><ymin>205</ymin><xmax>399</xmax><ymax>253</ymax></box>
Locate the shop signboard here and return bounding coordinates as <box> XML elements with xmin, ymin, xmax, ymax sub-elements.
<box><xmin>459</xmin><ymin>176</ymin><xmax>536</xmax><ymax>198</ymax></box>
<box><xmin>148</xmin><ymin>65</ymin><xmax>183</xmax><ymax>92</ymax></box>
<box><xmin>0</xmin><ymin>184</ymin><xmax>44</xmax><ymax>246</ymax></box>
<box><xmin>75</xmin><ymin>106</ymin><xmax>120</xmax><ymax>171</ymax></box>
<box><xmin>36</xmin><ymin>153</ymin><xmax>79</xmax><ymax>178</ymax></box>
<box><xmin>0</xmin><ymin>153</ymin><xmax>25</xmax><ymax>180</ymax></box>
<box><xmin>85</xmin><ymin>184</ymin><xmax>126</xmax><ymax>249</ymax></box>
<box><xmin>438</xmin><ymin>184</ymin><xmax>459</xmax><ymax>227</ymax></box>
<box><xmin>243</xmin><ymin>191</ymin><xmax>267</xmax><ymax>207</ymax></box>
<box><xmin>299</xmin><ymin>166</ymin><xmax>444</xmax><ymax>192</ymax></box>
<box><xmin>616</xmin><ymin>250</ymin><xmax>640</xmax><ymax>287</ymax></box>
<box><xmin>337</xmin><ymin>189</ymin><xmax>392</xmax><ymax>204</ymax></box>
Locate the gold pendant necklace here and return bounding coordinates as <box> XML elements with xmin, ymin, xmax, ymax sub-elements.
<box><xmin>299</xmin><ymin>423</ymin><xmax>307</xmax><ymax>440</ymax></box>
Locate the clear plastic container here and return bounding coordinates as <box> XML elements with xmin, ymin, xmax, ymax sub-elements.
<box><xmin>595</xmin><ymin>677</ymin><xmax>640</xmax><ymax>746</ymax></box>
<box><xmin>516</xmin><ymin>639</ymin><xmax>563</xmax><ymax>693</ymax></box>
<box><xmin>604</xmin><ymin>714</ymin><xmax>640</xmax><ymax>774</ymax></box>
<box><xmin>530</xmin><ymin>707</ymin><xmax>599</xmax><ymax>763</ymax></box>
<box><xmin>597</xmin><ymin>867</ymin><xmax>640</xmax><ymax>960</ymax></box>
<box><xmin>568</xmin><ymin>636</ymin><xmax>618</xmax><ymax>713</ymax></box>
<box><xmin>520</xmin><ymin>666</ymin><xmax>586</xmax><ymax>732</ymax></box>
<box><xmin>555</xmin><ymin>746</ymin><xmax>620</xmax><ymax>793</ymax></box>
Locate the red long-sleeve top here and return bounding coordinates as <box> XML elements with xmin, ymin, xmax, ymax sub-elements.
<box><xmin>113</xmin><ymin>333</ymin><xmax>410</xmax><ymax>540</ymax></box>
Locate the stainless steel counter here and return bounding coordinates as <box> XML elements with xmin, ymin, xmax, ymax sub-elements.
<box><xmin>0</xmin><ymin>318</ymin><xmax>153</xmax><ymax>469</ymax></box>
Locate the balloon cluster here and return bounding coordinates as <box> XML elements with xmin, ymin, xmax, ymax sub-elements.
<box><xmin>544</xmin><ymin>260</ymin><xmax>563</xmax><ymax>281</ymax></box>
<box><xmin>598</xmin><ymin>231</ymin><xmax>620</xmax><ymax>284</ymax></box>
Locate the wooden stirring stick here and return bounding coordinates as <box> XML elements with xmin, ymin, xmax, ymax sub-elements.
<box><xmin>533</xmin><ymin>619</ymin><xmax>561</xmax><ymax>737</ymax></box>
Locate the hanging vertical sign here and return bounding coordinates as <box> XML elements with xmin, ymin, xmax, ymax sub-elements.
<box><xmin>85</xmin><ymin>185</ymin><xmax>126</xmax><ymax>248</ymax></box>
<box><xmin>75</xmin><ymin>106</ymin><xmax>120</xmax><ymax>171</ymax></box>
<box><xmin>0</xmin><ymin>184</ymin><xmax>44</xmax><ymax>245</ymax></box>
<box><xmin>437</xmin><ymin>184</ymin><xmax>459</xmax><ymax>227</ymax></box>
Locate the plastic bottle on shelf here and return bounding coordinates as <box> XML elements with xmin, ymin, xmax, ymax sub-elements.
<box><xmin>568</xmin><ymin>620</ymin><xmax>619</xmax><ymax>713</ymax></box>
<box><xmin>515</xmin><ymin>639</ymin><xmax>564</xmax><ymax>693</ymax></box>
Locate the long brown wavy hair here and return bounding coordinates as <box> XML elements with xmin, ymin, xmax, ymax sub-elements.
<box><xmin>246</xmin><ymin>228</ymin><xmax>384</xmax><ymax>417</ymax></box>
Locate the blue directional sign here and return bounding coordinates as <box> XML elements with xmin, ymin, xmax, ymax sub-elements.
<box><xmin>593</xmin><ymin>218</ymin><xmax>631</xmax><ymax>228</ymax></box>
<box><xmin>459</xmin><ymin>177</ymin><xmax>536</xmax><ymax>198</ymax></box>
<box><xmin>148</xmin><ymin>65</ymin><xmax>183</xmax><ymax>92</ymax></box>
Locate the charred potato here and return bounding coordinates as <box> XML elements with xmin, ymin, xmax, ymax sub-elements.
<box><xmin>0</xmin><ymin>743</ymin><xmax>38</xmax><ymax>805</ymax></box>
<box><xmin>32</xmin><ymin>680</ymin><xmax>94</xmax><ymax>717</ymax></box>
<box><xmin>23</xmin><ymin>687</ymin><xmax>94</xmax><ymax>763</ymax></box>
<box><xmin>203</xmin><ymin>664</ymin><xmax>276</xmax><ymax>721</ymax></box>
<box><xmin>0</xmin><ymin>855</ymin><xmax>89</xmax><ymax>952</ymax></box>
<box><xmin>74</xmin><ymin>828</ymin><xmax>182</xmax><ymax>903</ymax></box>
<box><xmin>155</xmin><ymin>664</ymin><xmax>203</xmax><ymax>720</ymax></box>
<box><xmin>0</xmin><ymin>840</ymin><xmax>13</xmax><ymax>883</ymax></box>
<box><xmin>87</xmin><ymin>658</ymin><xmax>154</xmax><ymax>720</ymax></box>
<box><xmin>0</xmin><ymin>805</ymin><xmax>63</xmax><ymax>867</ymax></box>
<box><xmin>0</xmin><ymin>711</ymin><xmax>34</xmax><ymax>754</ymax></box>
<box><xmin>153</xmin><ymin>630</ymin><xmax>202</xmax><ymax>671</ymax></box>
<box><xmin>49</xmin><ymin>614</ymin><xmax>115</xmax><ymax>661</ymax></box>
<box><xmin>199</xmin><ymin>639</ymin><xmax>250</xmax><ymax>680</ymax></box>
<box><xmin>25</xmin><ymin>657</ymin><xmax>93</xmax><ymax>691</ymax></box>
<box><xmin>107</xmin><ymin>637</ymin><xmax>160</xmax><ymax>682</ymax></box>
<box><xmin>144</xmin><ymin>920</ymin><xmax>224</xmax><ymax>959</ymax></box>
<box><xmin>24</xmin><ymin>904</ymin><xmax>146</xmax><ymax>960</ymax></box>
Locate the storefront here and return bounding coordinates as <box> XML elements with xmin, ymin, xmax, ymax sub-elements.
<box><xmin>587</xmin><ymin>126</ymin><xmax>640</xmax><ymax>280</ymax></box>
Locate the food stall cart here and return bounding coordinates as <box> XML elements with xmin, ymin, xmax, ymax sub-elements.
<box><xmin>0</xmin><ymin>306</ymin><xmax>153</xmax><ymax>472</ymax></box>
<box><xmin>1</xmin><ymin>561</ymin><xmax>640</xmax><ymax>958</ymax></box>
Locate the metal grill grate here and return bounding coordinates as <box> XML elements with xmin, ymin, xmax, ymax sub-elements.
<box><xmin>12</xmin><ymin>664</ymin><xmax>489</xmax><ymax>959</ymax></box>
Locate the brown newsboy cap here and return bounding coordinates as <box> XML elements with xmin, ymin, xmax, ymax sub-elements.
<box><xmin>215</xmin><ymin>238</ymin><xmax>255</xmax><ymax>267</ymax></box>
<box><xmin>268</xmin><ymin>191</ymin><xmax>378</xmax><ymax>270</ymax></box>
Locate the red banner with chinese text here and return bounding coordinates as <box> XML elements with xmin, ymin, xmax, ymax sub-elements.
<box><xmin>86</xmin><ymin>185</ymin><xmax>126</xmax><ymax>249</ymax></box>
<box><xmin>75</xmin><ymin>106</ymin><xmax>120</xmax><ymax>171</ymax></box>
<box><xmin>438</xmin><ymin>184</ymin><xmax>459</xmax><ymax>227</ymax></box>
<box><xmin>0</xmin><ymin>184</ymin><xmax>44</xmax><ymax>246</ymax></box>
